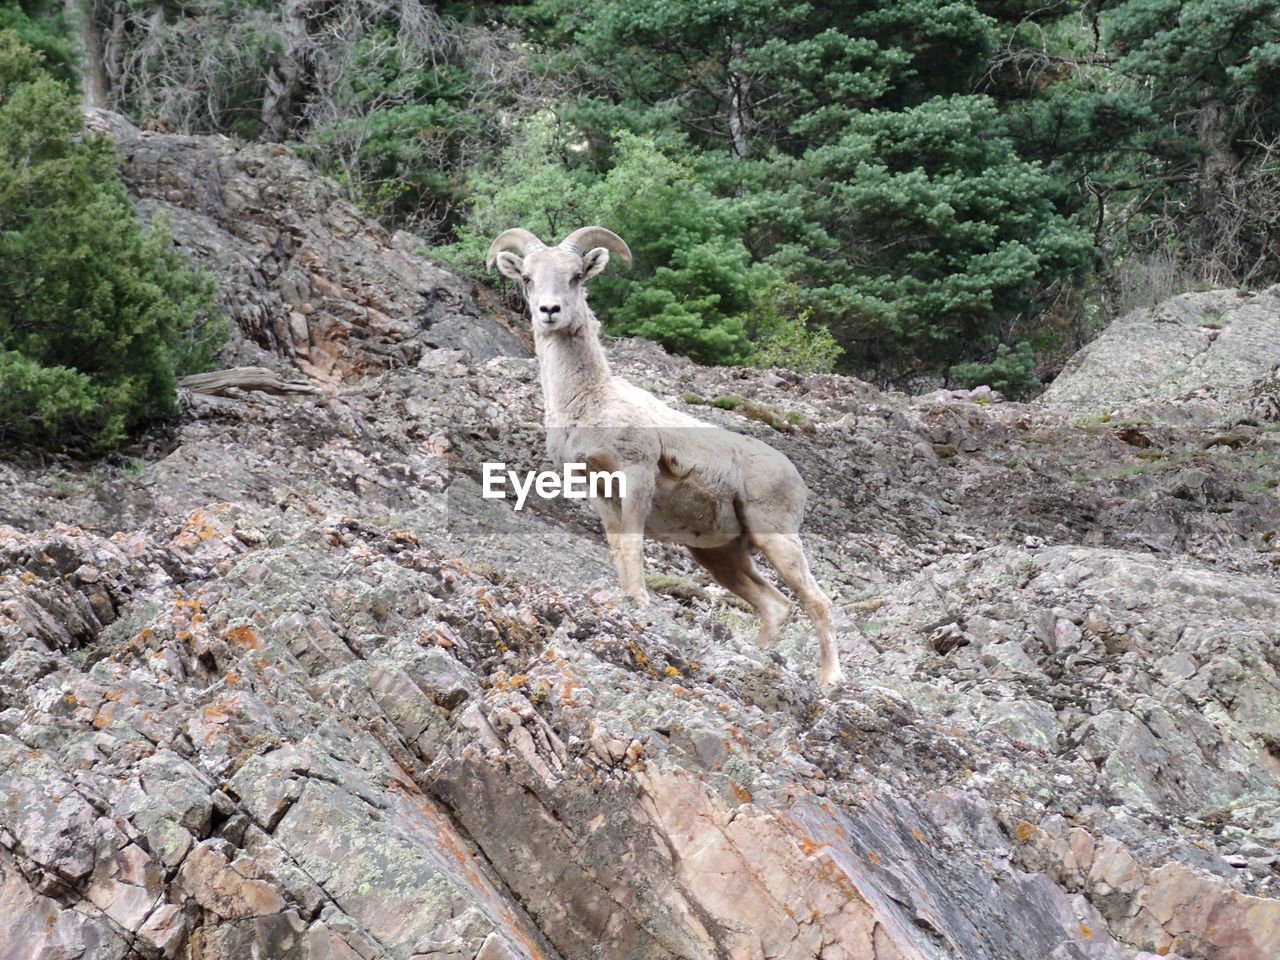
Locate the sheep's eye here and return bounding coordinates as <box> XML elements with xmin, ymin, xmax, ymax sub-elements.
<box><xmin>570</xmin><ymin>274</ymin><xmax>582</xmax><ymax>285</ymax></box>
<box><xmin>521</xmin><ymin>275</ymin><xmax>532</xmax><ymax>284</ymax></box>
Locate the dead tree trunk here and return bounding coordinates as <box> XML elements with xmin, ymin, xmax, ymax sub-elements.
<box><xmin>727</xmin><ymin>40</ymin><xmax>750</xmax><ymax>159</ymax></box>
<box><xmin>65</xmin><ymin>0</ymin><xmax>109</xmax><ymax>108</ymax></box>
<box><xmin>261</xmin><ymin>0</ymin><xmax>310</xmax><ymax>141</ymax></box>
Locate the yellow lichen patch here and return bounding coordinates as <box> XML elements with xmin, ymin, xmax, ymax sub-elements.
<box><xmin>1014</xmin><ymin>820</ymin><xmax>1037</xmax><ymax>842</ymax></box>
<box><xmin>866</xmin><ymin>850</ymin><xmax>881</xmax><ymax>864</ymax></box>
<box><xmin>1078</xmin><ymin>924</ymin><xmax>1093</xmax><ymax>940</ymax></box>
<box><xmin>491</xmin><ymin>672</ymin><xmax>529</xmax><ymax>692</ymax></box>
<box><xmin>796</xmin><ymin>833</ymin><xmax>830</xmax><ymax>856</ymax></box>
<box><xmin>225</xmin><ymin>625</ymin><xmax>259</xmax><ymax>649</ymax></box>
<box><xmin>911</xmin><ymin>828</ymin><xmax>927</xmax><ymax>844</ymax></box>
<box><xmin>20</xmin><ymin>571</ymin><xmax>37</xmax><ymax>585</ymax></box>
<box><xmin>730</xmin><ymin>781</ymin><xmax>753</xmax><ymax>804</ymax></box>
<box><xmin>225</xmin><ymin>670</ymin><xmax>239</xmax><ymax>685</ymax></box>
<box><xmin>664</xmin><ymin>665</ymin><xmax>680</xmax><ymax>677</ymax></box>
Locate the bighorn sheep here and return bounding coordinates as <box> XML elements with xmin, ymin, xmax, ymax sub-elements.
<box><xmin>487</xmin><ymin>226</ymin><xmax>846</xmax><ymax>688</ymax></box>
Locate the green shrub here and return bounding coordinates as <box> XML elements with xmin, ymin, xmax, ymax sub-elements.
<box><xmin>0</xmin><ymin>31</ymin><xmax>224</xmax><ymax>450</ymax></box>
<box><xmin>948</xmin><ymin>341</ymin><xmax>1038</xmax><ymax>398</ymax></box>
<box><xmin>748</xmin><ymin>290</ymin><xmax>842</xmax><ymax>374</ymax></box>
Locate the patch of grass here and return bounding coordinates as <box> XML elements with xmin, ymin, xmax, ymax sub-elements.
<box><xmin>1072</xmin><ymin>462</ymin><xmax>1160</xmax><ymax>484</ymax></box>
<box><xmin>682</xmin><ymin>392</ymin><xmax>707</xmax><ymax>405</ymax></box>
<box><xmin>646</xmin><ymin>572</ymin><xmax>709</xmax><ymax>604</ymax></box>
<box><xmin>782</xmin><ymin>409</ymin><xmax>814</xmax><ymax>430</ymax></box>
<box><xmin>711</xmin><ymin>596</ymin><xmax>754</xmax><ymax>625</ymax></box>
<box><xmin>1240</xmin><ymin>478</ymin><xmax>1279</xmax><ymax>494</ymax></box>
<box><xmin>711</xmin><ymin>394</ymin><xmax>814</xmax><ymax>432</ymax></box>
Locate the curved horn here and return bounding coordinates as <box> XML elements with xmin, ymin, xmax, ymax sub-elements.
<box><xmin>559</xmin><ymin>226</ymin><xmax>632</xmax><ymax>268</ymax></box>
<box><xmin>485</xmin><ymin>228</ymin><xmax>546</xmax><ymax>271</ymax></box>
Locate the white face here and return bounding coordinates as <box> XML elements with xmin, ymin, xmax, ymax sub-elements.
<box><xmin>496</xmin><ymin>246</ymin><xmax>612</xmax><ymax>334</ymax></box>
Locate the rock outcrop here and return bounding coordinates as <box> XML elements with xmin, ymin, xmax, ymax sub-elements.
<box><xmin>0</xmin><ymin>117</ymin><xmax>1276</xmax><ymax>960</ymax></box>
<box><xmin>1038</xmin><ymin>288</ymin><xmax>1280</xmax><ymax>426</ymax></box>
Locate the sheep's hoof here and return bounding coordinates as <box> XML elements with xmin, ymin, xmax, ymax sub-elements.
<box><xmin>754</xmin><ymin>630</ymin><xmax>782</xmax><ymax>651</ymax></box>
<box><xmin>818</xmin><ymin>666</ymin><xmax>847</xmax><ymax>691</ymax></box>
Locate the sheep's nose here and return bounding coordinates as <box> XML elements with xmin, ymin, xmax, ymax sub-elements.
<box><xmin>538</xmin><ymin>303</ymin><xmax>561</xmax><ymax>320</ymax></box>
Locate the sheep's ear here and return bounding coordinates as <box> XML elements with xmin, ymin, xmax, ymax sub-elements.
<box><xmin>495</xmin><ymin>252</ymin><xmax>525</xmax><ymax>281</ymax></box>
<box><xmin>581</xmin><ymin>247</ymin><xmax>611</xmax><ymax>281</ymax></box>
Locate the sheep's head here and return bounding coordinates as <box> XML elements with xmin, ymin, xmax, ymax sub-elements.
<box><xmin>486</xmin><ymin>227</ymin><xmax>632</xmax><ymax>335</ymax></box>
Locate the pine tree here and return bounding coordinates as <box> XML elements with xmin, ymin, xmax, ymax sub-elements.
<box><xmin>0</xmin><ymin>30</ymin><xmax>223</xmax><ymax>449</ymax></box>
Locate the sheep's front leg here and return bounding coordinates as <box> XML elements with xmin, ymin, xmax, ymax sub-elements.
<box><xmin>593</xmin><ymin>466</ymin><xmax>654</xmax><ymax>606</ymax></box>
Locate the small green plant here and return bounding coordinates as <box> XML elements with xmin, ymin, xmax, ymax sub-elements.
<box><xmin>748</xmin><ymin>292</ymin><xmax>842</xmax><ymax>374</ymax></box>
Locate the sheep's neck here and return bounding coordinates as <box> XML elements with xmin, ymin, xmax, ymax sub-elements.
<box><xmin>535</xmin><ymin>319</ymin><xmax>610</xmax><ymax>425</ymax></box>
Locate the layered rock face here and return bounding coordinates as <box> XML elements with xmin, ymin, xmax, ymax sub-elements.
<box><xmin>0</xmin><ymin>117</ymin><xmax>1277</xmax><ymax>960</ymax></box>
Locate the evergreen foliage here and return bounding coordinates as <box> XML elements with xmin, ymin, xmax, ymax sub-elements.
<box><xmin>0</xmin><ymin>30</ymin><xmax>223</xmax><ymax>450</ymax></box>
<box><xmin>0</xmin><ymin>1</ymin><xmax>73</xmax><ymax>82</ymax></box>
<box><xmin>441</xmin><ymin>126</ymin><xmax>763</xmax><ymax>363</ymax></box>
<box><xmin>16</xmin><ymin>2</ymin><xmax>1280</xmax><ymax>389</ymax></box>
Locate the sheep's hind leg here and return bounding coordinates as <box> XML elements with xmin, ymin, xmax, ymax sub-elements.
<box><xmin>689</xmin><ymin>539</ymin><xmax>791</xmax><ymax>649</ymax></box>
<box><xmin>750</xmin><ymin>532</ymin><xmax>845</xmax><ymax>690</ymax></box>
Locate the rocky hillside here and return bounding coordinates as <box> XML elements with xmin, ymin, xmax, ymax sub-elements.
<box><xmin>1</xmin><ymin>114</ymin><xmax>1278</xmax><ymax>960</ymax></box>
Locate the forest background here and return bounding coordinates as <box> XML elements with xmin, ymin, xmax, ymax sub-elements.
<box><xmin>3</xmin><ymin>0</ymin><xmax>1280</xmax><ymax>447</ymax></box>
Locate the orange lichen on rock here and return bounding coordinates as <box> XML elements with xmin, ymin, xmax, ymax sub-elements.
<box><xmin>225</xmin><ymin>625</ymin><xmax>260</xmax><ymax>649</ymax></box>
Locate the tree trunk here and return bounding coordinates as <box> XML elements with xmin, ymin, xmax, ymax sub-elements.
<box><xmin>261</xmin><ymin>0</ymin><xmax>310</xmax><ymax>141</ymax></box>
<box><xmin>727</xmin><ymin>40</ymin><xmax>749</xmax><ymax>159</ymax></box>
<box><xmin>65</xmin><ymin>0</ymin><xmax>109</xmax><ymax>108</ymax></box>
<box><xmin>1195</xmin><ymin>98</ymin><xmax>1235</xmax><ymax>178</ymax></box>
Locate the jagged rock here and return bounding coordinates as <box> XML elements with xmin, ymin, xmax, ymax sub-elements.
<box><xmin>0</xmin><ymin>124</ymin><xmax>1277</xmax><ymax>959</ymax></box>
<box><xmin>95</xmin><ymin>109</ymin><xmax>529</xmax><ymax>381</ymax></box>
